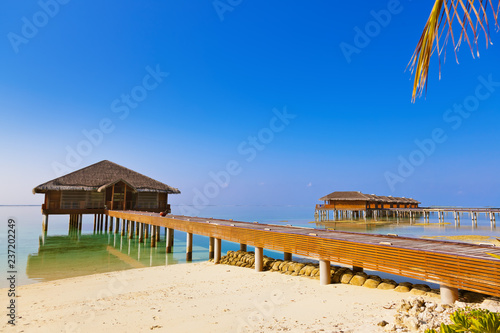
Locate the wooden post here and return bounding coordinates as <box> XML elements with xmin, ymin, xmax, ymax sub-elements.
<box><xmin>78</xmin><ymin>214</ymin><xmax>83</xmax><ymax>232</ymax></box>
<box><xmin>138</xmin><ymin>222</ymin><xmax>143</xmax><ymax>243</ymax></box>
<box><xmin>123</xmin><ymin>184</ymin><xmax>127</xmax><ymax>211</ymax></box>
<box><xmin>209</xmin><ymin>237</ymin><xmax>214</xmax><ymax>259</ymax></box>
<box><xmin>186</xmin><ymin>233</ymin><xmax>193</xmax><ymax>261</ymax></box>
<box><xmin>239</xmin><ymin>243</ymin><xmax>247</xmax><ymax>252</ymax></box>
<box><xmin>121</xmin><ymin>219</ymin><xmax>125</xmax><ymax>236</ymax></box>
<box><xmin>109</xmin><ymin>216</ymin><xmax>114</xmax><ymax>233</ymax></box>
<box><xmin>151</xmin><ymin>226</ymin><xmax>156</xmax><ymax>247</ymax></box>
<box><xmin>320</xmin><ymin>259</ymin><xmax>331</xmax><ymax>285</ymax></box>
<box><xmin>166</xmin><ymin>228</ymin><xmax>173</xmax><ymax>253</ymax></box>
<box><xmin>255</xmin><ymin>247</ymin><xmax>263</xmax><ymax>272</ymax></box>
<box><xmin>440</xmin><ymin>285</ymin><xmax>459</xmax><ymax>304</ymax></box>
<box><xmin>111</xmin><ymin>184</ymin><xmax>115</xmax><ymax>210</ymax></box>
<box><xmin>284</xmin><ymin>252</ymin><xmax>292</xmax><ymax>261</ymax></box>
<box><xmin>93</xmin><ymin>214</ymin><xmax>97</xmax><ymax>233</ymax></box>
<box><xmin>156</xmin><ymin>226</ymin><xmax>160</xmax><ymax>242</ymax></box>
<box><xmin>42</xmin><ymin>214</ymin><xmax>49</xmax><ymax>232</ymax></box>
<box><xmin>214</xmin><ymin>238</ymin><xmax>221</xmax><ymax>264</ymax></box>
<box><xmin>144</xmin><ymin>224</ymin><xmax>149</xmax><ymax>239</ymax></box>
<box><xmin>169</xmin><ymin>228</ymin><xmax>174</xmax><ymax>249</ymax></box>
<box><xmin>104</xmin><ymin>215</ymin><xmax>108</xmax><ymax>233</ymax></box>
<box><xmin>115</xmin><ymin>218</ymin><xmax>120</xmax><ymax>234</ymax></box>
<box><xmin>128</xmin><ymin>220</ymin><xmax>133</xmax><ymax>239</ymax></box>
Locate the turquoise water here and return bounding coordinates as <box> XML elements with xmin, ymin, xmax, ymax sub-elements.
<box><xmin>0</xmin><ymin>205</ymin><xmax>498</xmax><ymax>288</ymax></box>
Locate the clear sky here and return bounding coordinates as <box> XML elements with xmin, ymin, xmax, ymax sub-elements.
<box><xmin>1</xmin><ymin>1</ymin><xmax>499</xmax><ymax>207</ymax></box>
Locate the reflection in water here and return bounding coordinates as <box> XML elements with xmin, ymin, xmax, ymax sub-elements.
<box><xmin>26</xmin><ymin>231</ymin><xmax>187</xmax><ymax>283</ymax></box>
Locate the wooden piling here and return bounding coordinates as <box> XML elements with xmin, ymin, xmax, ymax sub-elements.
<box><xmin>186</xmin><ymin>233</ymin><xmax>193</xmax><ymax>261</ymax></box>
<box><xmin>255</xmin><ymin>247</ymin><xmax>263</xmax><ymax>272</ymax></box>
<box><xmin>209</xmin><ymin>237</ymin><xmax>214</xmax><ymax>259</ymax></box>
<box><xmin>166</xmin><ymin>228</ymin><xmax>173</xmax><ymax>253</ymax></box>
<box><xmin>214</xmin><ymin>238</ymin><xmax>221</xmax><ymax>264</ymax></box>
<box><xmin>138</xmin><ymin>222</ymin><xmax>143</xmax><ymax>243</ymax></box>
<box><xmin>320</xmin><ymin>259</ymin><xmax>331</xmax><ymax>285</ymax></box>
<box><xmin>42</xmin><ymin>214</ymin><xmax>49</xmax><ymax>232</ymax></box>
<box><xmin>150</xmin><ymin>225</ymin><xmax>156</xmax><ymax>247</ymax></box>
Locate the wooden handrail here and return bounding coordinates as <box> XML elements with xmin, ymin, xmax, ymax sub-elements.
<box><xmin>107</xmin><ymin>210</ymin><xmax>500</xmax><ymax>297</ymax></box>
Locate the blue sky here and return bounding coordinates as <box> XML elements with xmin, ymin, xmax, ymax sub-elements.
<box><xmin>1</xmin><ymin>0</ymin><xmax>499</xmax><ymax>207</ymax></box>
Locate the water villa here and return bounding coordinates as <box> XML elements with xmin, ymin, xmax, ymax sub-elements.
<box><xmin>33</xmin><ymin>160</ymin><xmax>180</xmax><ymax>231</ymax></box>
<box><xmin>315</xmin><ymin>191</ymin><xmax>420</xmax><ymax>221</ymax></box>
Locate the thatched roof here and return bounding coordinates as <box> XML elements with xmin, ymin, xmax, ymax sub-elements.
<box><xmin>319</xmin><ymin>191</ymin><xmax>420</xmax><ymax>204</ymax></box>
<box><xmin>33</xmin><ymin>160</ymin><xmax>181</xmax><ymax>194</ymax></box>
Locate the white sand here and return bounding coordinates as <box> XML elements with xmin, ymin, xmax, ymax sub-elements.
<box><xmin>2</xmin><ymin>262</ymin><xmax>422</xmax><ymax>333</ymax></box>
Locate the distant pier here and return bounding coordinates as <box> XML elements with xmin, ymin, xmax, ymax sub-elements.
<box><xmin>315</xmin><ymin>205</ymin><xmax>499</xmax><ymax>228</ymax></box>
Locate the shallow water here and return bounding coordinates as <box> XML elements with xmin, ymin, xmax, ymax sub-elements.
<box><xmin>0</xmin><ymin>205</ymin><xmax>498</xmax><ymax>287</ymax></box>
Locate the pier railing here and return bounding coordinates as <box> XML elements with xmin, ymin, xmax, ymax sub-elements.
<box><xmin>106</xmin><ymin>210</ymin><xmax>500</xmax><ymax>299</ymax></box>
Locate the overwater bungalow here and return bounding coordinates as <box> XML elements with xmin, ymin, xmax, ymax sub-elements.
<box><xmin>315</xmin><ymin>191</ymin><xmax>420</xmax><ymax>221</ymax></box>
<box><xmin>33</xmin><ymin>160</ymin><xmax>180</xmax><ymax>230</ymax></box>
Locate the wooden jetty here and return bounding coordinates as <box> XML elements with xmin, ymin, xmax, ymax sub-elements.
<box><xmin>314</xmin><ymin>191</ymin><xmax>499</xmax><ymax>227</ymax></box>
<box><xmin>107</xmin><ymin>210</ymin><xmax>500</xmax><ymax>304</ymax></box>
<box><xmin>387</xmin><ymin>207</ymin><xmax>499</xmax><ymax>227</ymax></box>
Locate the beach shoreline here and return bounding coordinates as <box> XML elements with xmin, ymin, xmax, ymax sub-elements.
<box><xmin>2</xmin><ymin>261</ymin><xmax>432</xmax><ymax>333</ymax></box>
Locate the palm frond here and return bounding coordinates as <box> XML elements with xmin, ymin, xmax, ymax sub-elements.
<box><xmin>486</xmin><ymin>252</ymin><xmax>500</xmax><ymax>260</ymax></box>
<box><xmin>408</xmin><ymin>0</ymin><xmax>500</xmax><ymax>102</ymax></box>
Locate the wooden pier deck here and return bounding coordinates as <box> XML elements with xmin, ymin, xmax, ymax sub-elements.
<box><xmin>106</xmin><ymin>210</ymin><xmax>500</xmax><ymax>301</ymax></box>
<box><xmin>315</xmin><ymin>205</ymin><xmax>499</xmax><ymax>227</ymax></box>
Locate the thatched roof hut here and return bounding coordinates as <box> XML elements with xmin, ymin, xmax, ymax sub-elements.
<box><xmin>34</xmin><ymin>160</ymin><xmax>180</xmax><ymax>214</ymax></box>
<box><xmin>33</xmin><ymin>160</ymin><xmax>180</xmax><ymax>194</ymax></box>
<box><xmin>318</xmin><ymin>191</ymin><xmax>420</xmax><ymax>210</ymax></box>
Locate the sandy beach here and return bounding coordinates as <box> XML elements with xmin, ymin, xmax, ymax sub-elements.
<box><xmin>2</xmin><ymin>261</ymin><xmax>426</xmax><ymax>333</ymax></box>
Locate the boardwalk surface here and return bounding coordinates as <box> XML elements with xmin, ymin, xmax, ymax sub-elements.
<box><xmin>108</xmin><ymin>210</ymin><xmax>500</xmax><ymax>297</ymax></box>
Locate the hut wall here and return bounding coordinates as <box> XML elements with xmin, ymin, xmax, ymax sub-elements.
<box><xmin>136</xmin><ymin>192</ymin><xmax>159</xmax><ymax>209</ymax></box>
<box><xmin>159</xmin><ymin>193</ymin><xmax>168</xmax><ymax>210</ymax></box>
<box><xmin>60</xmin><ymin>191</ymin><xmax>104</xmax><ymax>209</ymax></box>
<box><xmin>46</xmin><ymin>191</ymin><xmax>61</xmax><ymax>210</ymax></box>
<box><xmin>327</xmin><ymin>200</ymin><xmax>367</xmax><ymax>210</ymax></box>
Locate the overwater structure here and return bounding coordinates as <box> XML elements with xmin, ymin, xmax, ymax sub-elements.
<box><xmin>315</xmin><ymin>191</ymin><xmax>421</xmax><ymax>221</ymax></box>
<box><xmin>33</xmin><ymin>160</ymin><xmax>180</xmax><ymax>232</ymax></box>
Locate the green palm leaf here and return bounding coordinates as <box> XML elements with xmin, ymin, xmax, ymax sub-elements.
<box><xmin>486</xmin><ymin>252</ymin><xmax>500</xmax><ymax>260</ymax></box>
<box><xmin>409</xmin><ymin>0</ymin><xmax>500</xmax><ymax>102</ymax></box>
